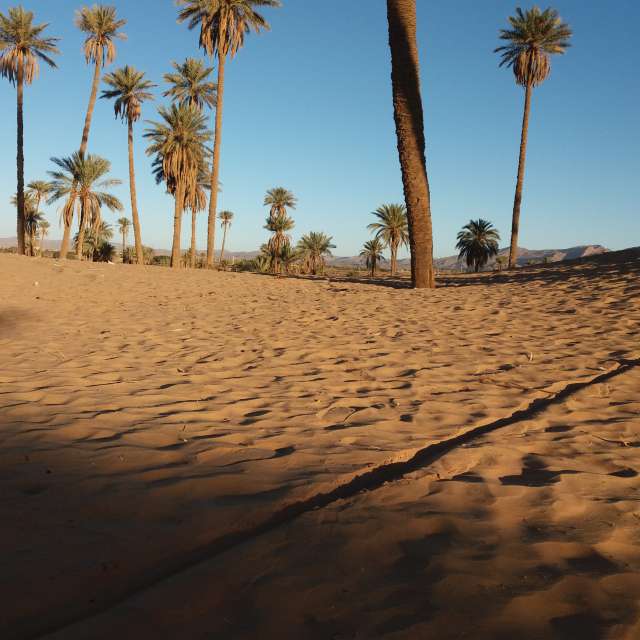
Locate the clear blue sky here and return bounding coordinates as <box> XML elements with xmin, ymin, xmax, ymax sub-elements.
<box><xmin>1</xmin><ymin>0</ymin><xmax>638</xmax><ymax>257</ymax></box>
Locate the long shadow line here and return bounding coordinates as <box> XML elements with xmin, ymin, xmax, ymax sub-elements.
<box><xmin>34</xmin><ymin>357</ymin><xmax>640</xmax><ymax>640</ymax></box>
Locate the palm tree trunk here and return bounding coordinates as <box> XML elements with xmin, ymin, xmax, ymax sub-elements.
<box><xmin>390</xmin><ymin>240</ymin><xmax>398</xmax><ymax>276</ymax></box>
<box><xmin>220</xmin><ymin>224</ymin><xmax>228</xmax><ymax>263</ymax></box>
<box><xmin>190</xmin><ymin>209</ymin><xmax>197</xmax><ymax>268</ymax></box>
<box><xmin>80</xmin><ymin>58</ymin><xmax>102</xmax><ymax>156</ymax></box>
<box><xmin>508</xmin><ymin>83</ymin><xmax>533</xmax><ymax>269</ymax></box>
<box><xmin>171</xmin><ymin>184</ymin><xmax>185</xmax><ymax>269</ymax></box>
<box><xmin>127</xmin><ymin>119</ymin><xmax>144</xmax><ymax>265</ymax></box>
<box><xmin>76</xmin><ymin>202</ymin><xmax>87</xmax><ymax>260</ymax></box>
<box><xmin>386</xmin><ymin>0</ymin><xmax>435</xmax><ymax>289</ymax></box>
<box><xmin>122</xmin><ymin>230</ymin><xmax>126</xmax><ymax>261</ymax></box>
<box><xmin>59</xmin><ymin>220</ymin><xmax>71</xmax><ymax>259</ymax></box>
<box><xmin>16</xmin><ymin>58</ymin><xmax>26</xmax><ymax>256</ymax></box>
<box><xmin>206</xmin><ymin>53</ymin><xmax>226</xmax><ymax>268</ymax></box>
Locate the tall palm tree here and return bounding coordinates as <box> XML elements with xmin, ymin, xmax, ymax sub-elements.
<box><xmin>176</xmin><ymin>0</ymin><xmax>281</xmax><ymax>268</ymax></box>
<box><xmin>164</xmin><ymin>60</ymin><xmax>215</xmax><ymax>267</ymax></box>
<box><xmin>48</xmin><ymin>152</ymin><xmax>123</xmax><ymax>260</ymax></box>
<box><xmin>101</xmin><ymin>65</ymin><xmax>155</xmax><ymax>265</ymax></box>
<box><xmin>38</xmin><ymin>218</ymin><xmax>50</xmax><ymax>255</ymax></box>
<box><xmin>496</xmin><ymin>6</ymin><xmax>571</xmax><ymax>268</ymax></box>
<box><xmin>386</xmin><ymin>0</ymin><xmax>435</xmax><ymax>288</ymax></box>
<box><xmin>456</xmin><ymin>219</ymin><xmax>500</xmax><ymax>273</ymax></box>
<box><xmin>297</xmin><ymin>231</ymin><xmax>335</xmax><ymax>276</ymax></box>
<box><xmin>163</xmin><ymin>58</ymin><xmax>216</xmax><ymax>110</ymax></box>
<box><xmin>360</xmin><ymin>238</ymin><xmax>386</xmax><ymax>278</ymax></box>
<box><xmin>145</xmin><ymin>103</ymin><xmax>211</xmax><ymax>268</ymax></box>
<box><xmin>0</xmin><ymin>7</ymin><xmax>59</xmax><ymax>255</ymax></box>
<box><xmin>264</xmin><ymin>187</ymin><xmax>297</xmax><ymax>221</ymax></box>
<box><xmin>218</xmin><ymin>210</ymin><xmax>234</xmax><ymax>263</ymax></box>
<box><xmin>368</xmin><ymin>203</ymin><xmax>409</xmax><ymax>276</ymax></box>
<box><xmin>117</xmin><ymin>216</ymin><xmax>130</xmax><ymax>259</ymax></box>
<box><xmin>264</xmin><ymin>211</ymin><xmax>294</xmax><ymax>275</ymax></box>
<box><xmin>75</xmin><ymin>4</ymin><xmax>126</xmax><ymax>156</ymax></box>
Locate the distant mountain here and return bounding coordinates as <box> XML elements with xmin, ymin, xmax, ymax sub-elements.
<box><xmin>328</xmin><ymin>245</ymin><xmax>609</xmax><ymax>271</ymax></box>
<box><xmin>0</xmin><ymin>236</ymin><xmax>608</xmax><ymax>271</ymax></box>
<box><xmin>430</xmin><ymin>245</ymin><xmax>609</xmax><ymax>271</ymax></box>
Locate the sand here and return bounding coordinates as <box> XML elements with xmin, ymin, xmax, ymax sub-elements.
<box><xmin>1</xmin><ymin>249</ymin><xmax>639</xmax><ymax>639</ymax></box>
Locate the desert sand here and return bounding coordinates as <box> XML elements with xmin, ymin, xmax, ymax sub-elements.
<box><xmin>1</xmin><ymin>249</ymin><xmax>639</xmax><ymax>639</ymax></box>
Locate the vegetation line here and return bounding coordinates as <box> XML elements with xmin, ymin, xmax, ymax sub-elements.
<box><xmin>33</xmin><ymin>357</ymin><xmax>640</xmax><ymax>640</ymax></box>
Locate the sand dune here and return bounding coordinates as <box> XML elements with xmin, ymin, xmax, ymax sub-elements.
<box><xmin>1</xmin><ymin>249</ymin><xmax>639</xmax><ymax>639</ymax></box>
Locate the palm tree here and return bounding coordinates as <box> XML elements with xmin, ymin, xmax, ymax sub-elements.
<box><xmin>496</xmin><ymin>7</ymin><xmax>571</xmax><ymax>268</ymax></box>
<box><xmin>38</xmin><ymin>219</ymin><xmax>50</xmax><ymax>255</ymax></box>
<box><xmin>386</xmin><ymin>0</ymin><xmax>435</xmax><ymax>288</ymax></box>
<box><xmin>297</xmin><ymin>232</ymin><xmax>335</xmax><ymax>276</ymax></box>
<box><xmin>0</xmin><ymin>7</ymin><xmax>59</xmax><ymax>255</ymax></box>
<box><xmin>360</xmin><ymin>238</ymin><xmax>386</xmax><ymax>278</ymax></box>
<box><xmin>48</xmin><ymin>152</ymin><xmax>123</xmax><ymax>259</ymax></box>
<box><xmin>27</xmin><ymin>181</ymin><xmax>53</xmax><ymax>254</ymax></box>
<box><xmin>456</xmin><ymin>219</ymin><xmax>500</xmax><ymax>273</ymax></box>
<box><xmin>75</xmin><ymin>4</ymin><xmax>126</xmax><ymax>156</ymax></box>
<box><xmin>101</xmin><ymin>65</ymin><xmax>155</xmax><ymax>265</ymax></box>
<box><xmin>264</xmin><ymin>212</ymin><xmax>294</xmax><ymax>275</ymax></box>
<box><xmin>117</xmin><ymin>216</ymin><xmax>130</xmax><ymax>259</ymax></box>
<box><xmin>145</xmin><ymin>103</ymin><xmax>211</xmax><ymax>268</ymax></box>
<box><xmin>264</xmin><ymin>187</ymin><xmax>297</xmax><ymax>221</ymax></box>
<box><xmin>163</xmin><ymin>60</ymin><xmax>215</xmax><ymax>268</ymax></box>
<box><xmin>218</xmin><ymin>210</ymin><xmax>234</xmax><ymax>263</ymax></box>
<box><xmin>177</xmin><ymin>0</ymin><xmax>281</xmax><ymax>267</ymax></box>
<box><xmin>163</xmin><ymin>58</ymin><xmax>216</xmax><ymax>110</ymax></box>
<box><xmin>24</xmin><ymin>209</ymin><xmax>43</xmax><ymax>257</ymax></box>
<box><xmin>368</xmin><ymin>203</ymin><xmax>409</xmax><ymax>276</ymax></box>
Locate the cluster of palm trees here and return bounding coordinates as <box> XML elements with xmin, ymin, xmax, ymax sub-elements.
<box><xmin>2</xmin><ymin>1</ymin><xmax>281</xmax><ymax>268</ymax></box>
<box><xmin>256</xmin><ymin>187</ymin><xmax>335</xmax><ymax>276</ymax></box>
<box><xmin>2</xmin><ymin>2</ymin><xmax>571</xmax><ymax>287</ymax></box>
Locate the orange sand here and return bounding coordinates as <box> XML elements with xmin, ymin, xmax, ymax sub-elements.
<box><xmin>1</xmin><ymin>249</ymin><xmax>639</xmax><ymax>639</ymax></box>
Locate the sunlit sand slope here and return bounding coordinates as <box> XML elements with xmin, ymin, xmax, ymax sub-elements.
<box><xmin>0</xmin><ymin>248</ymin><xmax>638</xmax><ymax>638</ymax></box>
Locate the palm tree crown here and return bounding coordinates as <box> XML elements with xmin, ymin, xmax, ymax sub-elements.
<box><xmin>264</xmin><ymin>187</ymin><xmax>297</xmax><ymax>220</ymax></box>
<box><xmin>219</xmin><ymin>210</ymin><xmax>234</xmax><ymax>226</ymax></box>
<box><xmin>145</xmin><ymin>103</ymin><xmax>212</xmax><ymax>196</ymax></box>
<box><xmin>495</xmin><ymin>6</ymin><xmax>571</xmax><ymax>87</ymax></box>
<box><xmin>456</xmin><ymin>219</ymin><xmax>501</xmax><ymax>273</ymax></box>
<box><xmin>163</xmin><ymin>58</ymin><xmax>216</xmax><ymax>110</ymax></box>
<box><xmin>48</xmin><ymin>152</ymin><xmax>123</xmax><ymax>233</ymax></box>
<box><xmin>75</xmin><ymin>4</ymin><xmax>126</xmax><ymax>66</ymax></box>
<box><xmin>101</xmin><ymin>65</ymin><xmax>155</xmax><ymax>122</ymax></box>
<box><xmin>27</xmin><ymin>180</ymin><xmax>53</xmax><ymax>211</ymax></box>
<box><xmin>176</xmin><ymin>0</ymin><xmax>280</xmax><ymax>59</ymax></box>
<box><xmin>117</xmin><ymin>216</ymin><xmax>130</xmax><ymax>236</ymax></box>
<box><xmin>0</xmin><ymin>6</ymin><xmax>59</xmax><ymax>84</ymax></box>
